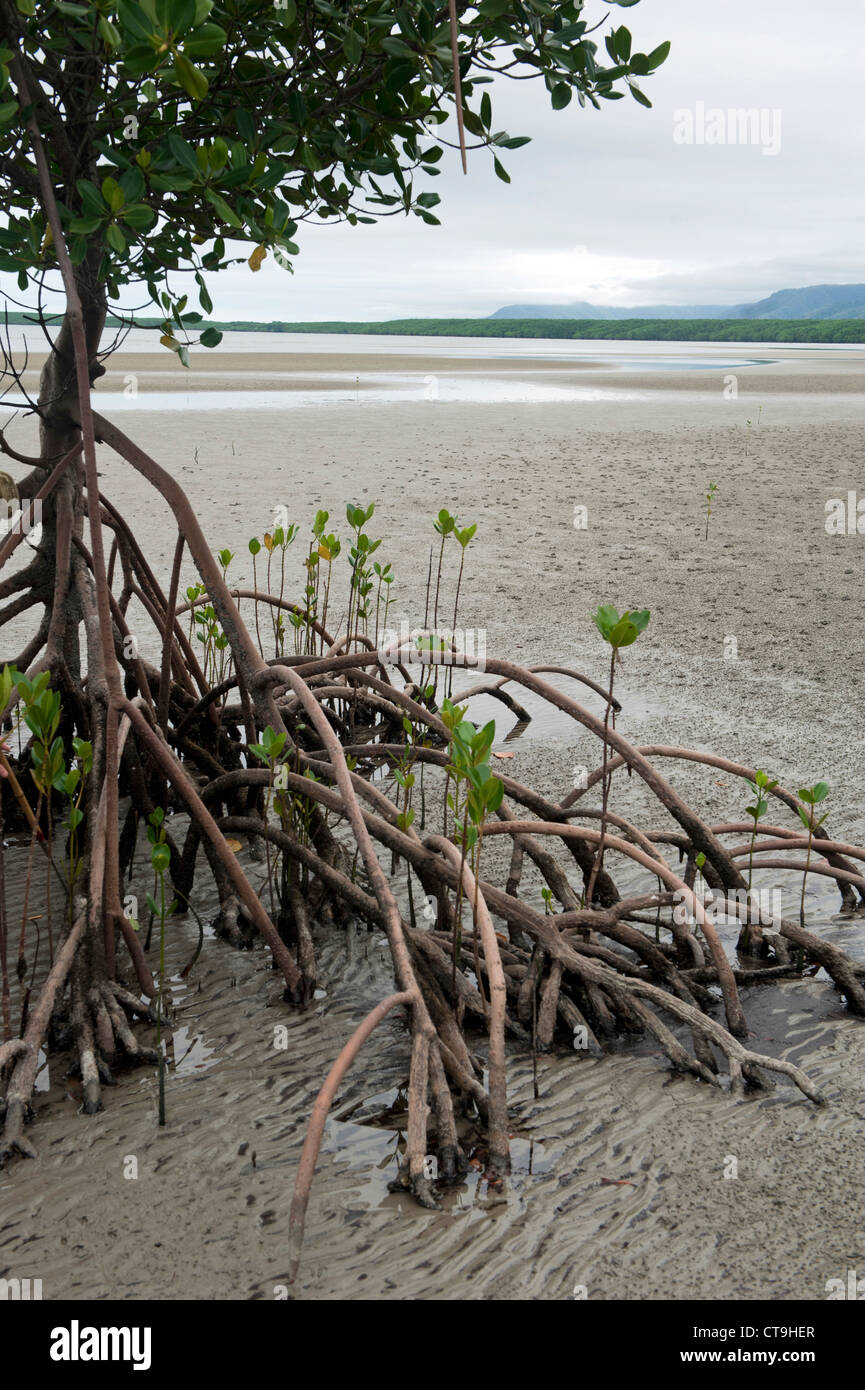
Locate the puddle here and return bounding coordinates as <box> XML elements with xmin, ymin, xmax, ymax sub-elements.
<box><xmin>455</xmin><ymin>671</ymin><xmax>669</xmax><ymax>746</ymax></box>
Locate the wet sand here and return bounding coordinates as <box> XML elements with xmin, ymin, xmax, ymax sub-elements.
<box><xmin>2</xmin><ymin>343</ymin><xmax>865</xmax><ymax>1300</ymax></box>
<box><xmin>14</xmin><ymin>339</ymin><xmax>865</xmax><ymax>396</ymax></box>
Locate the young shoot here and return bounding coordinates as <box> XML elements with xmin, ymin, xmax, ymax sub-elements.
<box><xmin>796</xmin><ymin>781</ymin><xmax>829</xmax><ymax>931</ymax></box>
<box><xmin>587</xmin><ymin>605</ymin><xmax>650</xmax><ymax>907</ymax></box>
<box><xmin>704</xmin><ymin>480</ymin><xmax>719</xmax><ymax>541</ymax></box>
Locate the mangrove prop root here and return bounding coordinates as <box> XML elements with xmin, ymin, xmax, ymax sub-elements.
<box><xmin>288</xmin><ymin>990</ymin><xmax>413</xmax><ymax>1283</ymax></box>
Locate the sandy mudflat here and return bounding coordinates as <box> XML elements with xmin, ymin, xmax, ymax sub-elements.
<box><xmin>2</xmin><ymin>344</ymin><xmax>865</xmax><ymax>1301</ymax></box>
<box><xmin>14</xmin><ymin>339</ymin><xmax>865</xmax><ymax>395</ymax></box>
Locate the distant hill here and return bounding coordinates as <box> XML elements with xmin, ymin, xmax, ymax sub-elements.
<box><xmin>729</xmin><ymin>284</ymin><xmax>865</xmax><ymax>319</ymax></box>
<box><xmin>490</xmin><ymin>301</ymin><xmax>732</xmax><ymax>320</ymax></box>
<box><xmin>491</xmin><ymin>284</ymin><xmax>865</xmax><ymax>322</ymax></box>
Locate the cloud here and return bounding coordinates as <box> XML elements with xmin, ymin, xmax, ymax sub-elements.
<box><xmin>4</xmin><ymin>0</ymin><xmax>862</xmax><ymax>321</ymax></box>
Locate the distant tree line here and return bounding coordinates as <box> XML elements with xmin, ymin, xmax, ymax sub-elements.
<box><xmin>118</xmin><ymin>315</ymin><xmax>865</xmax><ymax>343</ymax></box>
<box><xmin>3</xmin><ymin>311</ymin><xmax>862</xmax><ymax>343</ymax></box>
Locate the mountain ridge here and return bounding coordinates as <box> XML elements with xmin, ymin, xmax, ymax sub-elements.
<box><xmin>490</xmin><ymin>283</ymin><xmax>865</xmax><ymax>321</ymax></box>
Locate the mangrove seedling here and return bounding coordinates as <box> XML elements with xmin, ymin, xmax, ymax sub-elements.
<box><xmin>704</xmin><ymin>480</ymin><xmax>719</xmax><ymax>541</ymax></box>
<box><xmin>740</xmin><ymin>770</ymin><xmax>777</xmax><ymax>947</ymax></box>
<box><xmin>432</xmin><ymin>508</ymin><xmax>456</xmax><ymax>630</ymax></box>
<box><xmin>318</xmin><ymin>532</ymin><xmax>341</xmax><ymax>654</ymax></box>
<box><xmin>796</xmin><ymin>781</ymin><xmax>830</xmax><ymax>930</ymax></box>
<box><xmin>373</xmin><ymin>559</ymin><xmax>394</xmax><ymax>651</ymax></box>
<box><xmin>587</xmin><ymin>605</ymin><xmax>650</xmax><ymax>907</ymax></box>
<box><xmin>744</xmin><ymin>769</ymin><xmax>778</xmax><ymax>891</ymax></box>
<box><xmin>345</xmin><ymin>502</ymin><xmax>379</xmax><ymax>645</ymax></box>
<box><xmin>443</xmin><ymin>705</ymin><xmax>504</xmax><ymax>999</ymax></box>
<box><xmin>248</xmin><ymin>537</ymin><xmax>263</xmax><ymax>655</ymax></box>
<box><xmin>448</xmin><ymin>520</ymin><xmax>477</xmax><ymax>697</ymax></box>
<box><xmin>249</xmin><ymin>725</ymin><xmax>288</xmax><ymax>918</ymax></box>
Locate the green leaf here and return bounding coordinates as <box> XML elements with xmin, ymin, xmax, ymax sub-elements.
<box><xmin>550</xmin><ymin>82</ymin><xmax>572</xmax><ymax>110</ymax></box>
<box><xmin>343</xmin><ymin>27</ymin><xmax>362</xmax><ymax>65</ymax></box>
<box><xmin>148</xmin><ymin>173</ymin><xmax>195</xmax><ymax>193</ymax></box>
<box><xmin>69</xmin><ymin>216</ymin><xmax>104</xmax><ymax>234</ymax></box>
<box><xmin>195</xmin><ymin>274</ymin><xmax>213</xmax><ymax>314</ymax></box>
<box><xmin>485</xmin><ymin>777</ymin><xmax>504</xmax><ymax>813</ymax></box>
<box><xmin>98</xmin><ymin>15</ymin><xmax>122</xmax><ymax>46</ymax></box>
<box><xmin>175</xmin><ymin>51</ymin><xmax>209</xmax><ymax>101</ymax></box>
<box><xmin>204</xmin><ymin>187</ymin><xmax>242</xmax><ymax>227</ymax></box>
<box><xmin>0</xmin><ymin>100</ymin><xmax>18</xmax><ymax>125</ymax></box>
<box><xmin>493</xmin><ymin>156</ymin><xmax>510</xmax><ymax>183</ymax></box>
<box><xmin>646</xmin><ymin>40</ymin><xmax>671</xmax><ymax>69</ymax></box>
<box><xmin>121</xmin><ymin>203</ymin><xmax>156</xmax><ymax>230</ymax></box>
<box><xmin>105</xmin><ymin>222</ymin><xmax>127</xmax><ymax>252</ymax></box>
<box><xmin>116</xmin><ymin>0</ymin><xmax>157</xmax><ymax>41</ymax></box>
<box><xmin>119</xmin><ymin>167</ymin><xmax>146</xmax><ymax>202</ymax></box>
<box><xmin>609</xmin><ymin>617</ymin><xmax>637</xmax><ymax>648</ymax></box>
<box><xmin>151</xmin><ymin>842</ymin><xmax>170</xmax><ymax>874</ymax></box>
<box><xmin>199</xmin><ymin>326</ymin><xmax>222</xmax><ymax>348</ymax></box>
<box><xmin>183</xmin><ymin>22</ymin><xmax>228</xmax><ymax>57</ymax></box>
<box><xmin>167</xmin><ymin>131</ymin><xmax>201</xmax><ymax>177</ymax></box>
<box><xmin>76</xmin><ymin>179</ymin><xmax>106</xmax><ymax>216</ymax></box>
<box><xmin>123</xmin><ymin>43</ymin><xmax>160</xmax><ymax>77</ymax></box>
<box><xmin>594</xmin><ymin>604</ymin><xmax>619</xmax><ymax>640</ymax></box>
<box><xmin>101</xmin><ymin>177</ymin><xmax>125</xmax><ymax>212</ymax></box>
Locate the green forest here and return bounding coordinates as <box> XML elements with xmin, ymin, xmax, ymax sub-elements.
<box><xmin>5</xmin><ymin>311</ymin><xmax>863</xmax><ymax>343</ymax></box>
<box><xmin>112</xmin><ymin>315</ymin><xmax>865</xmax><ymax>344</ymax></box>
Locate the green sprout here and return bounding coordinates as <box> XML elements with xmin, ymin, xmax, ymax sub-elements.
<box><xmin>796</xmin><ymin>781</ymin><xmax>829</xmax><ymax>931</ymax></box>
<box><xmin>704</xmin><ymin>481</ymin><xmax>719</xmax><ymax>541</ymax></box>
<box><xmin>248</xmin><ymin>536</ymin><xmax>263</xmax><ymax>655</ymax></box>
<box><xmin>441</xmin><ymin>697</ymin><xmax>504</xmax><ymax>995</ymax></box>
<box><xmin>249</xmin><ymin>725</ymin><xmax>288</xmax><ymax>918</ymax></box>
<box><xmin>587</xmin><ymin>605</ymin><xmax>650</xmax><ymax>907</ymax></box>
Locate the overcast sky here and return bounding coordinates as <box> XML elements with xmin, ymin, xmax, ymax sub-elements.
<box><xmin>227</xmin><ymin>0</ymin><xmax>862</xmax><ymax>319</ymax></box>
<box><xmin>10</xmin><ymin>0</ymin><xmax>864</xmax><ymax>320</ymax></box>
